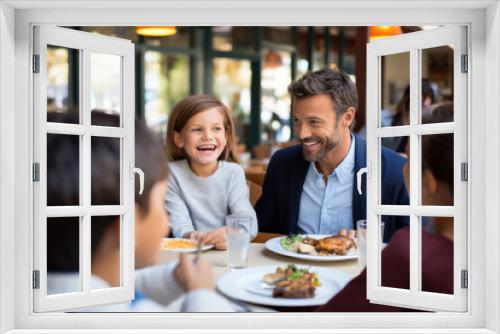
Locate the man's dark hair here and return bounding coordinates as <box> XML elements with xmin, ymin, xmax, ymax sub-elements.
<box><xmin>288</xmin><ymin>68</ymin><xmax>358</xmax><ymax>123</ymax></box>
<box><xmin>421</xmin><ymin>102</ymin><xmax>454</xmax><ymax>195</ymax></box>
<box><xmin>47</xmin><ymin>111</ymin><xmax>168</xmax><ymax>272</ymax></box>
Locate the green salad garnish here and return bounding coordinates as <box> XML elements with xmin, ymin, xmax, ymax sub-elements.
<box><xmin>280</xmin><ymin>235</ymin><xmax>303</xmax><ymax>251</ymax></box>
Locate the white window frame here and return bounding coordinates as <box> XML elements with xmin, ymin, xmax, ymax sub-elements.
<box><xmin>0</xmin><ymin>1</ymin><xmax>498</xmax><ymax>333</ymax></box>
<box><xmin>32</xmin><ymin>26</ymin><xmax>136</xmax><ymax>312</ymax></box>
<box><xmin>365</xmin><ymin>26</ymin><xmax>468</xmax><ymax>312</ymax></box>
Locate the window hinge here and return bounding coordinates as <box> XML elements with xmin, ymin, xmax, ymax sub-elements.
<box><xmin>33</xmin><ymin>163</ymin><xmax>40</xmax><ymax>182</ymax></box>
<box><xmin>461</xmin><ymin>270</ymin><xmax>468</xmax><ymax>289</ymax></box>
<box><xmin>32</xmin><ymin>55</ymin><xmax>40</xmax><ymax>73</ymax></box>
<box><xmin>461</xmin><ymin>54</ymin><xmax>468</xmax><ymax>73</ymax></box>
<box><xmin>32</xmin><ymin>270</ymin><xmax>40</xmax><ymax>289</ymax></box>
<box><xmin>461</xmin><ymin>162</ymin><xmax>468</xmax><ymax>182</ymax></box>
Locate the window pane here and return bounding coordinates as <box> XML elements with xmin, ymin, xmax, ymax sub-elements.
<box><xmin>380</xmin><ymin>215</ymin><xmax>410</xmax><ymax>289</ymax></box>
<box><xmin>380</xmin><ymin>136</ymin><xmax>409</xmax><ymax>205</ymax></box>
<box><xmin>261</xmin><ymin>49</ymin><xmax>292</xmax><ymax>144</ymax></box>
<box><xmin>91</xmin><ymin>216</ymin><xmax>121</xmax><ymax>289</ymax></box>
<box><xmin>212</xmin><ymin>58</ymin><xmax>252</xmax><ymax>147</ymax></box>
<box><xmin>421</xmin><ymin>133</ymin><xmax>454</xmax><ymax>206</ymax></box>
<box><xmin>90</xmin><ymin>52</ymin><xmax>121</xmax><ymax>126</ymax></box>
<box><xmin>421</xmin><ymin>45</ymin><xmax>454</xmax><ymax>123</ymax></box>
<box><xmin>47</xmin><ymin>217</ymin><xmax>81</xmax><ymax>295</ymax></box>
<box><xmin>47</xmin><ymin>134</ymin><xmax>80</xmax><ymax>206</ymax></box>
<box><xmin>47</xmin><ymin>46</ymin><xmax>80</xmax><ymax>124</ymax></box>
<box><xmin>212</xmin><ymin>27</ymin><xmax>256</xmax><ymax>53</ymax></box>
<box><xmin>144</xmin><ymin>51</ymin><xmax>190</xmax><ymax>142</ymax></box>
<box><xmin>91</xmin><ymin>137</ymin><xmax>121</xmax><ymax>206</ymax></box>
<box><xmin>380</xmin><ymin>52</ymin><xmax>410</xmax><ymax>129</ymax></box>
<box><xmin>421</xmin><ymin>216</ymin><xmax>454</xmax><ymax>295</ymax></box>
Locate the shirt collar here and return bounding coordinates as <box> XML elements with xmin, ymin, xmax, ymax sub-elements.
<box><xmin>310</xmin><ymin>134</ymin><xmax>356</xmax><ymax>185</ymax></box>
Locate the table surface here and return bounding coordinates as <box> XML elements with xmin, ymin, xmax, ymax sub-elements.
<box><xmin>158</xmin><ymin>241</ymin><xmax>360</xmax><ymax>311</ymax></box>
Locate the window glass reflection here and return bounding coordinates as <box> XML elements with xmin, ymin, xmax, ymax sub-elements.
<box><xmin>90</xmin><ymin>52</ymin><xmax>121</xmax><ymax>127</ymax></box>
<box><xmin>47</xmin><ymin>46</ymin><xmax>80</xmax><ymax>123</ymax></box>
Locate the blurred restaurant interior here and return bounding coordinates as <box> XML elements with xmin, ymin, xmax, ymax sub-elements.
<box><xmin>47</xmin><ymin>26</ymin><xmax>453</xmax><ymax>163</ymax></box>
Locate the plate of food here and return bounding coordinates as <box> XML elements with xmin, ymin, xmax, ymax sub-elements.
<box><xmin>160</xmin><ymin>238</ymin><xmax>214</xmax><ymax>252</ymax></box>
<box><xmin>216</xmin><ymin>264</ymin><xmax>352</xmax><ymax>307</ymax></box>
<box><xmin>265</xmin><ymin>234</ymin><xmax>358</xmax><ymax>262</ymax></box>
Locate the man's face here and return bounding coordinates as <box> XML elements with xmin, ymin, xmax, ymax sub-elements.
<box><xmin>293</xmin><ymin>94</ymin><xmax>350</xmax><ymax>162</ymax></box>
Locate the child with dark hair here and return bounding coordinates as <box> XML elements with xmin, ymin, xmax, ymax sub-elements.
<box><xmin>47</xmin><ymin>111</ymin><xmax>236</xmax><ymax>312</ymax></box>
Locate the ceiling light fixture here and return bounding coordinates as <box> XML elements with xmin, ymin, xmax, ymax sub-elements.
<box><xmin>135</xmin><ymin>26</ymin><xmax>177</xmax><ymax>37</ymax></box>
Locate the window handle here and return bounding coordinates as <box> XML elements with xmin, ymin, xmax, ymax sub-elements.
<box><xmin>130</xmin><ymin>162</ymin><xmax>145</xmax><ymax>195</ymax></box>
<box><xmin>356</xmin><ymin>163</ymin><xmax>371</xmax><ymax>195</ymax></box>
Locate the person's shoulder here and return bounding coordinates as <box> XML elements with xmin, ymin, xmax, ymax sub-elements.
<box><xmin>220</xmin><ymin>160</ymin><xmax>243</xmax><ymax>170</ymax></box>
<box><xmin>219</xmin><ymin>160</ymin><xmax>245</xmax><ymax>175</ymax></box>
<box><xmin>167</xmin><ymin>160</ymin><xmax>192</xmax><ymax>182</ymax></box>
<box><xmin>383</xmin><ymin>225</ymin><xmax>410</xmax><ymax>253</ymax></box>
<box><xmin>380</xmin><ymin>146</ymin><xmax>407</xmax><ymax>166</ymax></box>
<box><xmin>270</xmin><ymin>144</ymin><xmax>304</xmax><ymax>165</ymax></box>
<box><xmin>168</xmin><ymin>159</ymin><xmax>189</xmax><ymax>172</ymax></box>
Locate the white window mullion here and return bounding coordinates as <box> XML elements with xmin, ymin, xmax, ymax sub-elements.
<box><xmin>453</xmin><ymin>26</ymin><xmax>468</xmax><ymax>312</ymax></box>
<box><xmin>409</xmin><ymin>215</ymin><xmax>421</xmax><ymax>292</ymax></box>
<box><xmin>121</xmin><ymin>43</ymin><xmax>135</xmax><ymax>295</ymax></box>
<box><xmin>32</xmin><ymin>27</ymin><xmax>49</xmax><ymax>311</ymax></box>
<box><xmin>374</xmin><ymin>122</ymin><xmax>454</xmax><ymax>138</ymax></box>
<box><xmin>81</xmin><ymin>214</ymin><xmax>91</xmax><ymax>294</ymax></box>
<box><xmin>81</xmin><ymin>47</ymin><xmax>92</xmax><ymax>296</ymax></box>
<box><xmin>375</xmin><ymin>205</ymin><xmax>455</xmax><ymax>217</ymax></box>
<box><xmin>409</xmin><ymin>47</ymin><xmax>421</xmax><ymax>294</ymax></box>
<box><xmin>365</xmin><ymin>44</ymin><xmax>380</xmax><ymax>297</ymax></box>
<box><xmin>46</xmin><ymin>122</ymin><xmax>127</xmax><ymax>138</ymax></box>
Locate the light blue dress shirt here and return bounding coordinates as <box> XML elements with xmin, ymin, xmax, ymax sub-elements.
<box><xmin>297</xmin><ymin>135</ymin><xmax>356</xmax><ymax>235</ymax></box>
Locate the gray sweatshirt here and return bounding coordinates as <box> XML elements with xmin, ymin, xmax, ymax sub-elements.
<box><xmin>166</xmin><ymin>159</ymin><xmax>258</xmax><ymax>238</ymax></box>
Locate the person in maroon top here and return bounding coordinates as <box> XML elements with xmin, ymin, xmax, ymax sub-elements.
<box><xmin>318</xmin><ymin>102</ymin><xmax>454</xmax><ymax>312</ymax></box>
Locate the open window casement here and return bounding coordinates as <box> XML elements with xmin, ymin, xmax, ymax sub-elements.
<box><xmin>33</xmin><ymin>26</ymin><xmax>137</xmax><ymax>312</ymax></box>
<box><xmin>365</xmin><ymin>26</ymin><xmax>467</xmax><ymax>312</ymax></box>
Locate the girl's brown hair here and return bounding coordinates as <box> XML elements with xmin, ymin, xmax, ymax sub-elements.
<box><xmin>166</xmin><ymin>94</ymin><xmax>239</xmax><ymax>163</ymax></box>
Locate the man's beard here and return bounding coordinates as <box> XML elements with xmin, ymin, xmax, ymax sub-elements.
<box><xmin>301</xmin><ymin>135</ymin><xmax>341</xmax><ymax>162</ymax></box>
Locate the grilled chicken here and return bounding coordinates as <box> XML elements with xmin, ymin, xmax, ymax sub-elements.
<box><xmin>315</xmin><ymin>236</ymin><xmax>357</xmax><ymax>255</ymax></box>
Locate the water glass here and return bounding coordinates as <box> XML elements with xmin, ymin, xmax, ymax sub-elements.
<box><xmin>226</xmin><ymin>215</ymin><xmax>251</xmax><ymax>270</ymax></box>
<box><xmin>356</xmin><ymin>219</ymin><xmax>385</xmax><ymax>271</ymax></box>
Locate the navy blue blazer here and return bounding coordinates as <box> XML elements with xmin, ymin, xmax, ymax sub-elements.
<box><xmin>255</xmin><ymin>134</ymin><xmax>409</xmax><ymax>243</ymax></box>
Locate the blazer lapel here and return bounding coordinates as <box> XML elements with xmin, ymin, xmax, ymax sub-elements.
<box><xmin>287</xmin><ymin>152</ymin><xmax>309</xmax><ymax>234</ymax></box>
<box><xmin>352</xmin><ymin>134</ymin><xmax>367</xmax><ymax>225</ymax></box>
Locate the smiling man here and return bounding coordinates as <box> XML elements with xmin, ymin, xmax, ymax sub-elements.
<box><xmin>255</xmin><ymin>68</ymin><xmax>409</xmax><ymax>242</ymax></box>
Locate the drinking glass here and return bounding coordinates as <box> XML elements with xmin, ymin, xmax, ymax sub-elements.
<box><xmin>356</xmin><ymin>219</ymin><xmax>385</xmax><ymax>271</ymax></box>
<box><xmin>226</xmin><ymin>215</ymin><xmax>251</xmax><ymax>270</ymax></box>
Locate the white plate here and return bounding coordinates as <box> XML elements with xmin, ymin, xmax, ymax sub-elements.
<box><xmin>217</xmin><ymin>265</ymin><xmax>352</xmax><ymax>307</ymax></box>
<box><xmin>159</xmin><ymin>238</ymin><xmax>214</xmax><ymax>253</ymax></box>
<box><xmin>265</xmin><ymin>235</ymin><xmax>358</xmax><ymax>262</ymax></box>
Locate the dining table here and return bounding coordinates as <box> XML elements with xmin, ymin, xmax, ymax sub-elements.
<box><xmin>158</xmin><ymin>233</ymin><xmax>360</xmax><ymax>312</ymax></box>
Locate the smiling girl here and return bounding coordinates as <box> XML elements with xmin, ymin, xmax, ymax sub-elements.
<box><xmin>165</xmin><ymin>95</ymin><xmax>257</xmax><ymax>249</ymax></box>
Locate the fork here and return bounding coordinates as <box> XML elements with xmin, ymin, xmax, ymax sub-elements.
<box><xmin>194</xmin><ymin>239</ymin><xmax>202</xmax><ymax>263</ymax></box>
